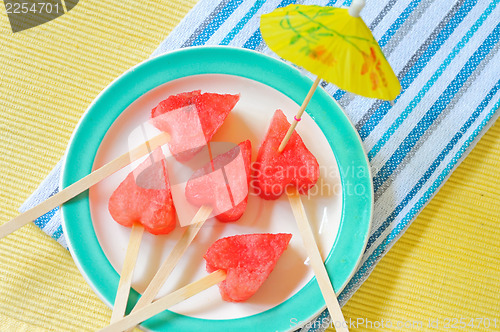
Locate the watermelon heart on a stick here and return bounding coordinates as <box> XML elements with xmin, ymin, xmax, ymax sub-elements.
<box><xmin>151</xmin><ymin>90</ymin><xmax>240</xmax><ymax>162</ymax></box>
<box><xmin>254</xmin><ymin>109</ymin><xmax>347</xmax><ymax>329</ymax></box>
<box><xmin>185</xmin><ymin>140</ymin><xmax>252</xmax><ymax>222</ymax></box>
<box><xmin>204</xmin><ymin>233</ymin><xmax>292</xmax><ymax>302</ymax></box>
<box><xmin>108</xmin><ymin>90</ymin><xmax>240</xmax><ymax>321</ymax></box>
<box><xmin>108</xmin><ymin>148</ymin><xmax>176</xmax><ymax>235</ymax></box>
<box><xmin>253</xmin><ymin>109</ymin><xmax>319</xmax><ymax>199</ymax></box>
<box><xmin>98</xmin><ymin>233</ymin><xmax>292</xmax><ymax>332</ymax></box>
<box><xmin>128</xmin><ymin>140</ymin><xmax>252</xmax><ymax>314</ymax></box>
<box><xmin>107</xmin><ymin>147</ymin><xmax>177</xmax><ymax>323</ymax></box>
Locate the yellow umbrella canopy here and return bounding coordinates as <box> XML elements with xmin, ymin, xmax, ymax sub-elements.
<box><xmin>260</xmin><ymin>3</ymin><xmax>401</xmax><ymax>100</ymax></box>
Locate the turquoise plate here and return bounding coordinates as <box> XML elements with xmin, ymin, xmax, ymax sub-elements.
<box><xmin>61</xmin><ymin>46</ymin><xmax>372</xmax><ymax>331</ymax></box>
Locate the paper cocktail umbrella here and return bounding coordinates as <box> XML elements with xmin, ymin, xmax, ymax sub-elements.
<box><xmin>260</xmin><ymin>0</ymin><xmax>401</xmax><ymax>150</ymax></box>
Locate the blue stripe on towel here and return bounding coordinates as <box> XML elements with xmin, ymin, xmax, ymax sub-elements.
<box><xmin>191</xmin><ymin>0</ymin><xmax>244</xmax><ymax>46</ymax></box>
<box><xmin>52</xmin><ymin>225</ymin><xmax>64</xmax><ymax>241</ymax></box>
<box><xmin>326</xmin><ymin>0</ymin><xmax>341</xmax><ymax>6</ymax></box>
<box><xmin>34</xmin><ymin>206</ymin><xmax>59</xmax><ymax>229</ymax></box>
<box><xmin>242</xmin><ymin>0</ymin><xmax>297</xmax><ymax>50</ymax></box>
<box><xmin>367</xmin><ymin>79</ymin><xmax>500</xmax><ymax>250</ymax></box>
<box><xmin>378</xmin><ymin>0</ymin><xmax>423</xmax><ymax>48</ymax></box>
<box><xmin>340</xmin><ymin>80</ymin><xmax>500</xmax><ymax>301</ymax></box>
<box><xmin>220</xmin><ymin>0</ymin><xmax>266</xmax><ymax>45</ymax></box>
<box><xmin>365</xmin><ymin>0</ymin><xmax>499</xmax><ymax>154</ymax></box>
<box><xmin>359</xmin><ymin>0</ymin><xmax>482</xmax><ymax>141</ymax></box>
<box><xmin>31</xmin><ymin>187</ymin><xmax>60</xmax><ymax>229</ymax></box>
<box><xmin>372</xmin><ymin>22</ymin><xmax>500</xmax><ymax>193</ymax></box>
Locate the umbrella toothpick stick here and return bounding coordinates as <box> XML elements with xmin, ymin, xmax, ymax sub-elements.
<box><xmin>287</xmin><ymin>187</ymin><xmax>349</xmax><ymax>332</ymax></box>
<box><xmin>348</xmin><ymin>0</ymin><xmax>365</xmax><ymax>17</ymax></box>
<box><xmin>278</xmin><ymin>76</ymin><xmax>321</xmax><ymax>152</ymax></box>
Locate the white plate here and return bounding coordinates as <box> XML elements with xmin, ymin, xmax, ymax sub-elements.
<box><xmin>61</xmin><ymin>46</ymin><xmax>372</xmax><ymax>332</ymax></box>
<box><xmin>90</xmin><ymin>73</ymin><xmax>342</xmax><ymax>319</ymax></box>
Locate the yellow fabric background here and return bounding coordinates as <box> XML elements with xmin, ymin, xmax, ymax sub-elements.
<box><xmin>0</xmin><ymin>1</ymin><xmax>498</xmax><ymax>331</ymax></box>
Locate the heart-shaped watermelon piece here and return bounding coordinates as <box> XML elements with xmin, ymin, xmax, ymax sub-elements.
<box><xmin>253</xmin><ymin>109</ymin><xmax>319</xmax><ymax>199</ymax></box>
<box><xmin>204</xmin><ymin>233</ymin><xmax>292</xmax><ymax>302</ymax></box>
<box><xmin>185</xmin><ymin>140</ymin><xmax>252</xmax><ymax>222</ymax></box>
<box><xmin>151</xmin><ymin>90</ymin><xmax>240</xmax><ymax>162</ymax></box>
<box><xmin>108</xmin><ymin>148</ymin><xmax>177</xmax><ymax>235</ymax></box>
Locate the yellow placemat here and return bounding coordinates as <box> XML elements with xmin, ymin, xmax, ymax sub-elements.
<box><xmin>0</xmin><ymin>1</ymin><xmax>198</xmax><ymax>330</ymax></box>
<box><xmin>0</xmin><ymin>1</ymin><xmax>498</xmax><ymax>331</ymax></box>
<box><xmin>337</xmin><ymin>118</ymin><xmax>500</xmax><ymax>332</ymax></box>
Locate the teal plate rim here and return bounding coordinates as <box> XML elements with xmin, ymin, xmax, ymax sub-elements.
<box><xmin>61</xmin><ymin>46</ymin><xmax>373</xmax><ymax>332</ymax></box>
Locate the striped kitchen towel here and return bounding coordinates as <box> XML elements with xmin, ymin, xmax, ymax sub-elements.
<box><xmin>22</xmin><ymin>0</ymin><xmax>500</xmax><ymax>331</ymax></box>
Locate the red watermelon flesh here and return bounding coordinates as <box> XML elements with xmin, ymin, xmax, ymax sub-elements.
<box><xmin>204</xmin><ymin>233</ymin><xmax>292</xmax><ymax>302</ymax></box>
<box><xmin>185</xmin><ymin>140</ymin><xmax>252</xmax><ymax>222</ymax></box>
<box><xmin>254</xmin><ymin>109</ymin><xmax>319</xmax><ymax>199</ymax></box>
<box><xmin>151</xmin><ymin>90</ymin><xmax>240</xmax><ymax>162</ymax></box>
<box><xmin>108</xmin><ymin>148</ymin><xmax>177</xmax><ymax>235</ymax></box>
<box><xmin>151</xmin><ymin>90</ymin><xmax>201</xmax><ymax>118</ymax></box>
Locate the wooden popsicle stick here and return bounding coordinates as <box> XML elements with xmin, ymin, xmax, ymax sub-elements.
<box><xmin>286</xmin><ymin>187</ymin><xmax>349</xmax><ymax>332</ymax></box>
<box><xmin>128</xmin><ymin>205</ymin><xmax>212</xmax><ymax>318</ymax></box>
<box><xmin>119</xmin><ymin>143</ymin><xmax>213</xmax><ymax>332</ymax></box>
<box><xmin>278</xmin><ymin>76</ymin><xmax>321</xmax><ymax>152</ymax></box>
<box><xmin>98</xmin><ymin>270</ymin><xmax>226</xmax><ymax>332</ymax></box>
<box><xmin>127</xmin><ymin>140</ymin><xmax>215</xmax><ymax>320</ymax></box>
<box><xmin>0</xmin><ymin>132</ymin><xmax>171</xmax><ymax>240</ymax></box>
<box><xmin>110</xmin><ymin>223</ymin><xmax>145</xmax><ymax>323</ymax></box>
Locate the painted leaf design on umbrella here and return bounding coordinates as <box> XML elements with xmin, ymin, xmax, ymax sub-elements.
<box><xmin>260</xmin><ymin>4</ymin><xmax>401</xmax><ymax>100</ymax></box>
<box><xmin>279</xmin><ymin>6</ymin><xmax>372</xmax><ymax>61</ymax></box>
